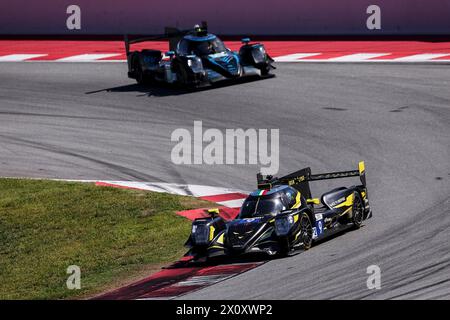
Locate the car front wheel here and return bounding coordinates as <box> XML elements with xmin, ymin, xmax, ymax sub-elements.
<box><xmin>300</xmin><ymin>213</ymin><xmax>313</xmax><ymax>250</ymax></box>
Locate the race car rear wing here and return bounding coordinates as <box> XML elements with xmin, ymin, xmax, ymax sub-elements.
<box><xmin>257</xmin><ymin>161</ymin><xmax>367</xmax><ymax>199</ymax></box>
<box><xmin>124</xmin><ymin>34</ymin><xmax>166</xmax><ymax>56</ymax></box>
<box><xmin>124</xmin><ymin>21</ymin><xmax>209</xmax><ymax>56</ymax></box>
<box><xmin>309</xmin><ymin>161</ymin><xmax>366</xmax><ymax>186</ymax></box>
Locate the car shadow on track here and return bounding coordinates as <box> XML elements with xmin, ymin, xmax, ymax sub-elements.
<box><xmin>168</xmin><ymin>225</ymin><xmax>365</xmax><ymax>269</ymax></box>
<box><xmin>85</xmin><ymin>75</ymin><xmax>275</xmax><ymax>97</ymax></box>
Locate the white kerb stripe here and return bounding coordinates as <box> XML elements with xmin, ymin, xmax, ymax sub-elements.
<box><xmin>187</xmin><ymin>184</ymin><xmax>247</xmax><ymax>197</ymax></box>
<box><xmin>174</xmin><ymin>274</ymin><xmax>236</xmax><ymax>286</ymax></box>
<box><xmin>217</xmin><ymin>198</ymin><xmax>245</xmax><ymax>208</ymax></box>
<box><xmin>94</xmin><ymin>181</ymin><xmax>247</xmax><ymax>198</ymax></box>
<box><xmin>0</xmin><ymin>54</ymin><xmax>48</xmax><ymax>61</ymax></box>
<box><xmin>274</xmin><ymin>53</ymin><xmax>321</xmax><ymax>62</ymax></box>
<box><xmin>328</xmin><ymin>53</ymin><xmax>391</xmax><ymax>61</ymax></box>
<box><xmin>56</xmin><ymin>54</ymin><xmax>121</xmax><ymax>62</ymax></box>
<box><xmin>394</xmin><ymin>53</ymin><xmax>450</xmax><ymax>61</ymax></box>
<box><xmin>136</xmin><ymin>297</ymin><xmax>176</xmax><ymax>300</ymax></box>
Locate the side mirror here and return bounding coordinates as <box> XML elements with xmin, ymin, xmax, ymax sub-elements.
<box><xmin>165</xmin><ymin>51</ymin><xmax>175</xmax><ymax>58</ymax></box>
<box><xmin>241</xmin><ymin>38</ymin><xmax>251</xmax><ymax>45</ymax></box>
<box><xmin>206</xmin><ymin>208</ymin><xmax>220</xmax><ymax>218</ymax></box>
<box><xmin>307</xmin><ymin>198</ymin><xmax>321</xmax><ymax>205</ymax></box>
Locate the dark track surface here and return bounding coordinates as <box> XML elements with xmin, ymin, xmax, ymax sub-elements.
<box><xmin>0</xmin><ymin>62</ymin><xmax>449</xmax><ymax>299</ymax></box>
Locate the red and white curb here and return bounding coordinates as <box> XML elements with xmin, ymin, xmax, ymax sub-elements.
<box><xmin>274</xmin><ymin>52</ymin><xmax>450</xmax><ymax>62</ymax></box>
<box><xmin>8</xmin><ymin>177</ymin><xmax>247</xmax><ymax>219</ymax></box>
<box><xmin>94</xmin><ymin>180</ymin><xmax>246</xmax><ymax>198</ymax></box>
<box><xmin>90</xmin><ymin>180</ymin><xmax>258</xmax><ymax>299</ymax></box>
<box><xmin>1</xmin><ymin>177</ymin><xmax>256</xmax><ymax>299</ymax></box>
<box><xmin>95</xmin><ymin>180</ymin><xmax>248</xmax><ymax>221</ymax></box>
<box><xmin>94</xmin><ymin>262</ymin><xmax>262</xmax><ymax>300</ymax></box>
<box><xmin>2</xmin><ymin>40</ymin><xmax>450</xmax><ymax>63</ymax></box>
<box><xmin>2</xmin><ymin>52</ymin><xmax>450</xmax><ymax>63</ymax></box>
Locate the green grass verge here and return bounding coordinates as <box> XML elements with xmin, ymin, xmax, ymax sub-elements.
<box><xmin>0</xmin><ymin>178</ymin><xmax>212</xmax><ymax>299</ymax></box>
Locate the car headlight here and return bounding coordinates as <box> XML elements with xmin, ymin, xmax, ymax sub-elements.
<box><xmin>187</xmin><ymin>57</ymin><xmax>204</xmax><ymax>73</ymax></box>
<box><xmin>251</xmin><ymin>46</ymin><xmax>266</xmax><ymax>64</ymax></box>
<box><xmin>275</xmin><ymin>215</ymin><xmax>294</xmax><ymax>236</ymax></box>
<box><xmin>192</xmin><ymin>223</ymin><xmax>209</xmax><ymax>245</ymax></box>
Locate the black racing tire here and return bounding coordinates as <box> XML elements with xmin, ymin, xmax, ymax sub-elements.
<box><xmin>260</xmin><ymin>63</ymin><xmax>271</xmax><ymax>76</ymax></box>
<box><xmin>300</xmin><ymin>212</ymin><xmax>313</xmax><ymax>250</ymax></box>
<box><xmin>177</xmin><ymin>64</ymin><xmax>190</xmax><ymax>85</ymax></box>
<box><xmin>133</xmin><ymin>59</ymin><xmax>147</xmax><ymax>85</ymax></box>
<box><xmin>351</xmin><ymin>192</ymin><xmax>364</xmax><ymax>229</ymax></box>
<box><xmin>276</xmin><ymin>238</ymin><xmax>291</xmax><ymax>258</ymax></box>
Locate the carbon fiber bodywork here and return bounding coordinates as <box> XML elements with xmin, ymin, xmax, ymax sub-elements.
<box><xmin>185</xmin><ymin>162</ymin><xmax>372</xmax><ymax>261</ymax></box>
<box><xmin>125</xmin><ymin>25</ymin><xmax>275</xmax><ymax>86</ymax></box>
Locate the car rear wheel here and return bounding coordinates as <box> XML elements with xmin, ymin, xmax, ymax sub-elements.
<box><xmin>300</xmin><ymin>213</ymin><xmax>313</xmax><ymax>250</ymax></box>
<box><xmin>133</xmin><ymin>59</ymin><xmax>147</xmax><ymax>85</ymax></box>
<box><xmin>352</xmin><ymin>192</ymin><xmax>364</xmax><ymax>229</ymax></box>
<box><xmin>177</xmin><ymin>64</ymin><xmax>190</xmax><ymax>85</ymax></box>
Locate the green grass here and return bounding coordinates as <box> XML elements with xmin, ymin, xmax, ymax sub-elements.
<box><xmin>0</xmin><ymin>178</ymin><xmax>212</xmax><ymax>299</ymax></box>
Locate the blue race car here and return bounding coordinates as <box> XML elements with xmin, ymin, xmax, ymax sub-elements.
<box><xmin>125</xmin><ymin>22</ymin><xmax>275</xmax><ymax>86</ymax></box>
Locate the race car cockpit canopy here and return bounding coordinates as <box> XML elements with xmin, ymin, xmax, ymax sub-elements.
<box><xmin>177</xmin><ymin>35</ymin><xmax>227</xmax><ymax>56</ymax></box>
<box><xmin>165</xmin><ymin>21</ymin><xmax>211</xmax><ymax>52</ymax></box>
<box><xmin>239</xmin><ymin>185</ymin><xmax>299</xmax><ymax>218</ymax></box>
<box><xmin>125</xmin><ymin>21</ymin><xmax>214</xmax><ymax>57</ymax></box>
<box><xmin>239</xmin><ymin>197</ymin><xmax>285</xmax><ymax>218</ymax></box>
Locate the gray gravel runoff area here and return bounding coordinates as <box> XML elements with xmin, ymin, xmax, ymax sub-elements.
<box><xmin>0</xmin><ymin>62</ymin><xmax>449</xmax><ymax>299</ymax></box>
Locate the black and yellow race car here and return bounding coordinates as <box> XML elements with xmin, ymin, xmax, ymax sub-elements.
<box><xmin>125</xmin><ymin>22</ymin><xmax>275</xmax><ymax>87</ymax></box>
<box><xmin>185</xmin><ymin>162</ymin><xmax>372</xmax><ymax>260</ymax></box>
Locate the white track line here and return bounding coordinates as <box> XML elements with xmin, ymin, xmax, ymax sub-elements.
<box><xmin>2</xmin><ymin>52</ymin><xmax>450</xmax><ymax>63</ymax></box>
<box><xmin>393</xmin><ymin>53</ymin><xmax>450</xmax><ymax>61</ymax></box>
<box><xmin>0</xmin><ymin>54</ymin><xmax>48</xmax><ymax>61</ymax></box>
<box><xmin>174</xmin><ymin>274</ymin><xmax>237</xmax><ymax>286</ymax></box>
<box><xmin>292</xmin><ymin>58</ymin><xmax>450</xmax><ymax>63</ymax></box>
<box><xmin>274</xmin><ymin>53</ymin><xmax>321</xmax><ymax>62</ymax></box>
<box><xmin>1</xmin><ymin>177</ymin><xmax>247</xmax><ymax>202</ymax></box>
<box><xmin>274</xmin><ymin>52</ymin><xmax>450</xmax><ymax>63</ymax></box>
<box><xmin>217</xmin><ymin>198</ymin><xmax>246</xmax><ymax>208</ymax></box>
<box><xmin>136</xmin><ymin>297</ymin><xmax>176</xmax><ymax>300</ymax></box>
<box><xmin>56</xmin><ymin>53</ymin><xmax>121</xmax><ymax>62</ymax></box>
<box><xmin>96</xmin><ymin>180</ymin><xmax>247</xmax><ymax>198</ymax></box>
<box><xmin>327</xmin><ymin>53</ymin><xmax>391</xmax><ymax>61</ymax></box>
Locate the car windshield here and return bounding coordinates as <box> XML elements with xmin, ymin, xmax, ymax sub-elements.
<box><xmin>239</xmin><ymin>198</ymin><xmax>285</xmax><ymax>219</ymax></box>
<box><xmin>178</xmin><ymin>38</ymin><xmax>227</xmax><ymax>56</ymax></box>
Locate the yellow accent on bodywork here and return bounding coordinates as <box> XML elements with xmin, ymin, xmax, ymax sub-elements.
<box><xmin>307</xmin><ymin>198</ymin><xmax>320</xmax><ymax>205</ymax></box>
<box><xmin>293</xmin><ymin>214</ymin><xmax>299</xmax><ymax>223</ymax></box>
<box><xmin>359</xmin><ymin>161</ymin><xmax>365</xmax><ymax>174</ymax></box>
<box><xmin>207</xmin><ymin>208</ymin><xmax>220</xmax><ymax>214</ymax></box>
<box><xmin>334</xmin><ymin>194</ymin><xmax>354</xmax><ymax>208</ymax></box>
<box><xmin>209</xmin><ymin>225</ymin><xmax>215</xmax><ymax>241</ymax></box>
<box><xmin>269</xmin><ymin>218</ymin><xmax>275</xmax><ymax>223</ymax></box>
<box><xmin>361</xmin><ymin>191</ymin><xmax>366</xmax><ymax>199</ymax></box>
<box><xmin>217</xmin><ymin>233</ymin><xmax>224</xmax><ymax>244</ymax></box>
<box><xmin>291</xmin><ymin>192</ymin><xmax>302</xmax><ymax>209</ymax></box>
<box><xmin>208</xmin><ymin>245</ymin><xmax>224</xmax><ymax>250</ymax></box>
<box><xmin>339</xmin><ymin>206</ymin><xmax>352</xmax><ymax>216</ymax></box>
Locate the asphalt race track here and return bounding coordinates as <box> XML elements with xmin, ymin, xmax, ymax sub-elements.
<box><xmin>0</xmin><ymin>62</ymin><xmax>449</xmax><ymax>299</ymax></box>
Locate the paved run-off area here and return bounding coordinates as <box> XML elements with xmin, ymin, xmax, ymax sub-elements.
<box><xmin>0</xmin><ymin>62</ymin><xmax>449</xmax><ymax>299</ymax></box>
